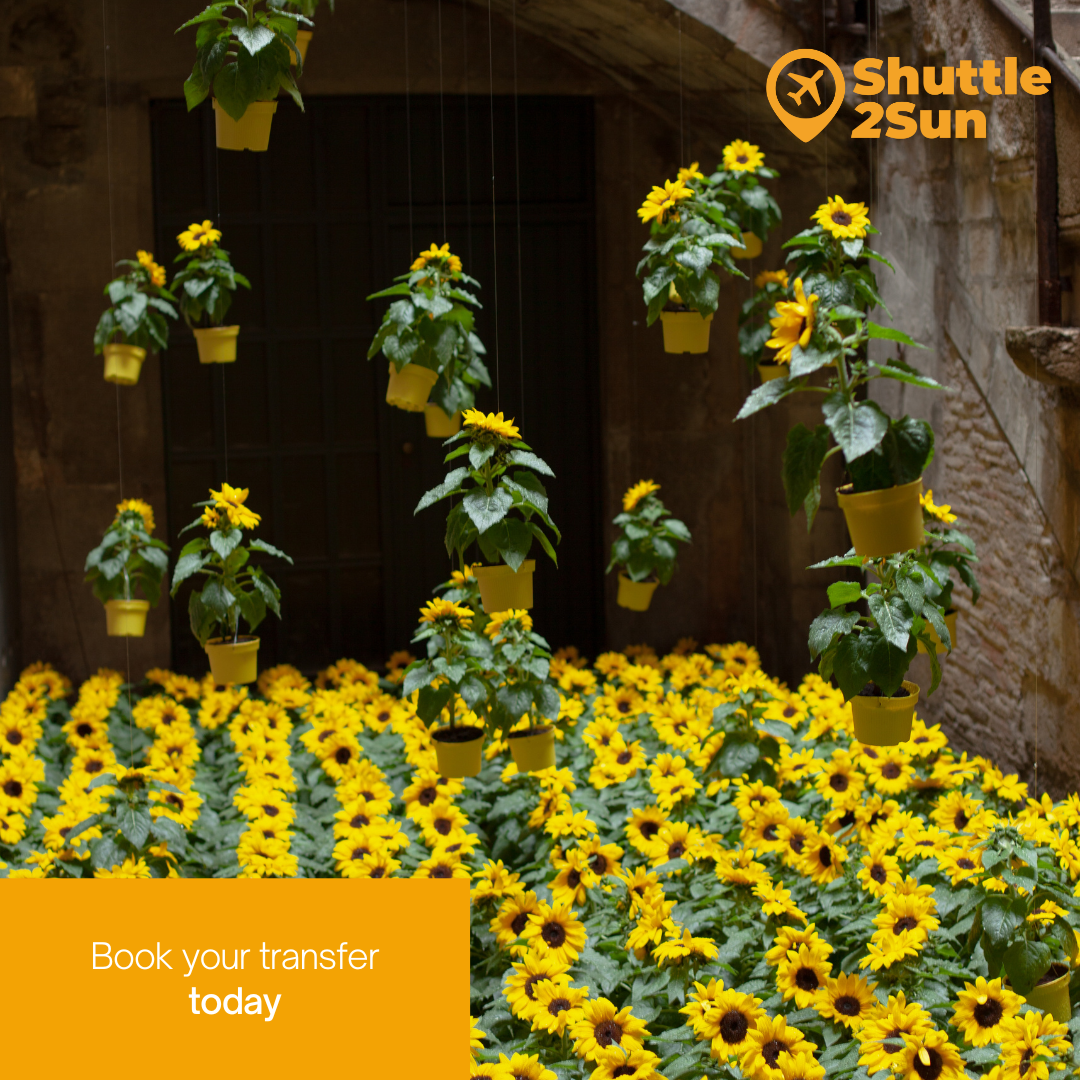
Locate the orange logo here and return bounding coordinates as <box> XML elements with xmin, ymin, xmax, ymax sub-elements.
<box><xmin>767</xmin><ymin>49</ymin><xmax>846</xmax><ymax>143</ymax></box>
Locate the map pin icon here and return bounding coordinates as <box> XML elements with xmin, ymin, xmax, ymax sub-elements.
<box><xmin>767</xmin><ymin>49</ymin><xmax>847</xmax><ymax>144</ymax></box>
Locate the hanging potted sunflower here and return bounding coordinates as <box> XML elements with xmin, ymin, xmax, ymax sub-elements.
<box><xmin>606</xmin><ymin>481</ymin><xmax>691</xmax><ymax>611</ymax></box>
<box><xmin>284</xmin><ymin>0</ymin><xmax>333</xmax><ymax>65</ymax></box>
<box><xmin>486</xmin><ymin>609</ymin><xmax>561</xmax><ymax>771</ymax></box>
<box><xmin>84</xmin><ymin>500</ymin><xmax>170</xmax><ymax>638</ymax></box>
<box><xmin>367</xmin><ymin>242</ymin><xmax>490</xmax><ymax>429</ymax></box>
<box><xmin>808</xmin><ymin>548</ymin><xmax>949</xmax><ymax>744</ymax></box>
<box><xmin>636</xmin><ymin>163</ymin><xmax>745</xmax><ymax>354</ymax></box>
<box><xmin>915</xmin><ymin>491</ymin><xmax>980</xmax><ymax>656</ymax></box>
<box><xmin>415</xmin><ymin>410</ymin><xmax>558</xmax><ymax>612</ymax></box>
<box><xmin>402</xmin><ymin>597</ymin><xmax>494</xmax><ymax>777</ymax></box>
<box><xmin>171</xmin><ymin>221</ymin><xmax>251</xmax><ymax>365</ymax></box>
<box><xmin>702</xmin><ymin>139</ymin><xmax>782</xmax><ymax>263</ymax></box>
<box><xmin>738</xmin><ymin>269</ymin><xmax>791</xmax><ymax>383</ymax></box>
<box><xmin>737</xmin><ymin>197</ymin><xmax>945</xmax><ymax>558</ymax></box>
<box><xmin>170</xmin><ymin>483</ymin><xmax>292</xmax><ymax>685</ymax></box>
<box><xmin>178</xmin><ymin>1</ymin><xmax>307</xmax><ymax>152</ymax></box>
<box><xmin>94</xmin><ymin>252</ymin><xmax>178</xmax><ymax>386</ymax></box>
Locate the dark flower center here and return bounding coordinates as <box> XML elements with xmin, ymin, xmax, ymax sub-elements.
<box><xmin>4</xmin><ymin>779</ymin><xmax>22</xmax><ymax>797</ymax></box>
<box><xmin>262</xmin><ymin>804</ymin><xmax>279</xmax><ymax>817</ymax></box>
<box><xmin>870</xmin><ymin>864</ymin><xmax>887</xmax><ymax>883</ymax></box>
<box><xmin>831</xmin><ymin>210</ymin><xmax>853</xmax><ymax>226</ymax></box>
<box><xmin>761</xmin><ymin>1039</ymin><xmax>788</xmax><ymax>1067</ymax></box>
<box><xmin>737</xmin><ymin>154</ymin><xmax>749</xmax><ymax>164</ymax></box>
<box><xmin>668</xmin><ymin>841</ymin><xmax>685</xmax><ymax>859</ymax></box>
<box><xmin>433</xmin><ymin>817</ymin><xmax>452</xmax><ymax>835</ymax></box>
<box><xmin>84</xmin><ymin>760</ymin><xmax>103</xmax><ymax>774</ymax></box>
<box><xmin>594</xmin><ymin>1019</ymin><xmax>622</xmax><ymax>1046</ymax></box>
<box><xmin>418</xmin><ymin>787</ymin><xmax>438</xmax><ymax>805</ymax></box>
<box><xmin>523</xmin><ymin>974</ymin><xmax>545</xmax><ymax>1000</ymax></box>
<box><xmin>640</xmin><ymin>821</ymin><xmax>660</xmax><ymax>840</ymax></box>
<box><xmin>76</xmin><ymin>722</ymin><xmax>93</xmax><ymax>736</ymax></box>
<box><xmin>783</xmin><ymin>706</ymin><xmax>797</xmax><ymax>718</ymax></box>
<box><xmin>542</xmin><ymin>921</ymin><xmax>567</xmax><ymax>948</ymax></box>
<box><xmin>882</xmin><ymin>763</ymin><xmax>901</xmax><ymax>780</ymax></box>
<box><xmin>913</xmin><ymin>1047</ymin><xmax>943</xmax><ymax>1080</ymax></box>
<box><xmin>973</xmin><ymin>998</ymin><xmax>1003</xmax><ymax>1027</ymax></box>
<box><xmin>334</xmin><ymin>746</ymin><xmax>351</xmax><ymax>764</ymax></box>
<box><xmin>894</xmin><ymin>916</ymin><xmax>918</xmax><ymax>934</ymax></box>
<box><xmin>431</xmin><ymin>865</ymin><xmax>453</xmax><ymax>878</ymax></box>
<box><xmin>719</xmin><ymin>1009</ymin><xmax>748</xmax><ymax>1044</ymax></box>
<box><xmin>590</xmin><ymin>854</ymin><xmax>608</xmax><ymax>875</ymax></box>
<box><xmin>5</xmin><ymin>730</ymin><xmax>22</xmax><ymax>745</ymax></box>
<box><xmin>567</xmin><ymin>870</ymin><xmax>581</xmax><ymax>889</ymax></box>
<box><xmin>617</xmin><ymin>751</ymin><xmax>632</xmax><ymax>765</ymax></box>
<box><xmin>795</xmin><ymin>967</ymin><xmax>820</xmax><ymax>991</ymax></box>
<box><xmin>958</xmin><ymin>858</ymin><xmax>975</xmax><ymax>870</ymax></box>
<box><xmin>954</xmin><ymin>811</ymin><xmax>969</xmax><ymax>829</ymax></box>
<box><xmin>617</xmin><ymin>701</ymin><xmax>631</xmax><ymax>714</ymax></box>
<box><xmin>790</xmin><ymin>835</ymin><xmax>806</xmax><ymax>854</ymax></box>
<box><xmin>829</xmin><ymin>773</ymin><xmax>849</xmax><ymax>792</ymax></box>
<box><xmin>612</xmin><ymin>1069</ymin><xmax>635</xmax><ymax>1078</ymax></box>
<box><xmin>350</xmin><ymin>814</ymin><xmax>369</xmax><ymax>829</ymax></box>
<box><xmin>369</xmin><ymin>867</ymin><xmax>385</xmax><ymax>878</ymax></box>
<box><xmin>511</xmin><ymin>912</ymin><xmax>530</xmax><ymax>936</ymax></box>
<box><xmin>835</xmin><ymin>995</ymin><xmax>862</xmax><ymax>1016</ymax></box>
<box><xmin>818</xmin><ymin>846</ymin><xmax>833</xmax><ymax>867</ymax></box>
<box><xmin>763</xmin><ymin>824</ymin><xmax>779</xmax><ymax>841</ymax></box>
<box><xmin>548</xmin><ymin>997</ymin><xmax>571</xmax><ymax>1015</ymax></box>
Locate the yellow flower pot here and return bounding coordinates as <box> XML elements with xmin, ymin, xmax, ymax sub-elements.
<box><xmin>1017</xmin><ymin>964</ymin><xmax>1072</xmax><ymax>1023</ymax></box>
<box><xmin>732</xmin><ymin>231</ymin><xmax>764</xmax><ymax>259</ymax></box>
<box><xmin>474</xmin><ymin>560</ymin><xmax>535</xmax><ymax>613</ymax></box>
<box><xmin>659</xmin><ymin>311</ymin><xmax>712</xmax><ymax>354</ymax></box>
<box><xmin>103</xmin><ymin>344</ymin><xmax>146</xmax><ymax>386</ymax></box>
<box><xmin>193</xmin><ymin>326</ymin><xmax>240</xmax><ymax>364</ymax></box>
<box><xmin>836</xmin><ymin>477</ymin><xmax>924</xmax><ymax>559</ymax></box>
<box><xmin>205</xmin><ymin>636</ymin><xmax>260</xmax><ymax>685</ymax></box>
<box><xmin>917</xmin><ymin>609</ymin><xmax>958</xmax><ymax>655</ymax></box>
<box><xmin>385</xmin><ymin>362</ymin><xmax>438</xmax><ymax>412</ymax></box>
<box><xmin>213</xmin><ymin>99</ymin><xmax>277</xmax><ymax>152</ymax></box>
<box><xmin>295</xmin><ymin>30</ymin><xmax>312</xmax><ymax>65</ymax></box>
<box><xmin>850</xmin><ymin>680</ymin><xmax>919</xmax><ymax>746</ymax></box>
<box><xmin>425</xmin><ymin>404</ymin><xmax>462</xmax><ymax>438</ymax></box>
<box><xmin>105</xmin><ymin>599</ymin><xmax>149</xmax><ymax>637</ymax></box>
<box><xmin>757</xmin><ymin>362</ymin><xmax>788</xmax><ymax>383</ymax></box>
<box><xmin>617</xmin><ymin>574</ymin><xmax>658</xmax><ymax>612</ymax></box>
<box><xmin>508</xmin><ymin>726</ymin><xmax>556</xmax><ymax>772</ymax></box>
<box><xmin>433</xmin><ymin>726</ymin><xmax>485</xmax><ymax>778</ymax></box>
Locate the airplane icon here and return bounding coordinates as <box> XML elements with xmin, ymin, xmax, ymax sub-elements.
<box><xmin>787</xmin><ymin>69</ymin><xmax>824</xmax><ymax>106</ymax></box>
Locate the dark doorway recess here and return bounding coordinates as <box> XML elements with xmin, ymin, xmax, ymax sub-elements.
<box><xmin>150</xmin><ymin>95</ymin><xmax>603</xmax><ymax>674</ymax></box>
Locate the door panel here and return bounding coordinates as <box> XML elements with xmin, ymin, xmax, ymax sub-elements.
<box><xmin>151</xmin><ymin>95</ymin><xmax>602</xmax><ymax>673</ymax></box>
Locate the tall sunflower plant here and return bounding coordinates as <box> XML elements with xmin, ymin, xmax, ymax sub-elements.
<box><xmin>94</xmin><ymin>252</ymin><xmax>178</xmax><ymax>356</ymax></box>
<box><xmin>171</xmin><ymin>221</ymin><xmax>250</xmax><ymax>329</ymax></box>
<box><xmin>701</xmin><ymin>138</ymin><xmax>782</xmax><ymax>258</ymax></box>
<box><xmin>84</xmin><ymin>500</ymin><xmax>171</xmax><ymax>609</ymax></box>
<box><xmin>737</xmin><ymin>198</ymin><xmax>948</xmax><ymax>531</ymax></box>
<box><xmin>636</xmin><ymin>163</ymin><xmax>745</xmax><ymax>326</ymax></box>
<box><xmin>178</xmin><ymin>1</ymin><xmax>307</xmax><ymax>121</ymax></box>
<box><xmin>170</xmin><ymin>483</ymin><xmax>292</xmax><ymax>649</ymax></box>
<box><xmin>484</xmin><ymin>609</ymin><xmax>561</xmax><ymax>739</ymax></box>
<box><xmin>367</xmin><ymin>243</ymin><xmax>490</xmax><ymax>417</ymax></box>
<box><xmin>415</xmin><ymin>410</ymin><xmax>559</xmax><ymax>572</ymax></box>
<box><xmin>808</xmin><ymin>548</ymin><xmax>950</xmax><ymax>702</ymax></box>
<box><xmin>738</xmin><ymin>268</ymin><xmax>790</xmax><ymax>375</ymax></box>
<box><xmin>918</xmin><ymin>490</ymin><xmax>980</xmax><ymax>616</ymax></box>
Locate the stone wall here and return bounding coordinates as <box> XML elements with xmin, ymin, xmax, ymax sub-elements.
<box><xmin>874</xmin><ymin>0</ymin><xmax>1080</xmax><ymax>795</ymax></box>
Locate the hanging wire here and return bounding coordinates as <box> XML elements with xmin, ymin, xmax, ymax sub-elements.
<box><xmin>404</xmin><ymin>0</ymin><xmax>415</xmax><ymax>254</ymax></box>
<box><xmin>102</xmin><ymin>0</ymin><xmax>133</xmax><ymax>752</ymax></box>
<box><xmin>462</xmin><ymin>0</ymin><xmax>474</xmax><ymax>269</ymax></box>
<box><xmin>676</xmin><ymin>11</ymin><xmax>685</xmax><ymax>165</ymax></box>
<box><xmin>437</xmin><ymin>0</ymin><xmax>448</xmax><ymax>242</ymax></box>
<box><xmin>511</xmin><ymin>0</ymin><xmax>525</xmax><ymax>428</ymax></box>
<box><xmin>486</xmin><ymin>0</ymin><xmax>501</xmax><ymax>409</ymax></box>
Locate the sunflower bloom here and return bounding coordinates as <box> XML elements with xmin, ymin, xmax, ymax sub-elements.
<box><xmin>209</xmin><ymin>482</ymin><xmax>261</xmax><ymax>530</ymax></box>
<box><xmin>622</xmin><ymin>479</ymin><xmax>660</xmax><ymax>512</ymax></box>
<box><xmin>177</xmin><ymin>219</ymin><xmax>222</xmax><ymax>251</ymax></box>
<box><xmin>722</xmin><ymin>139</ymin><xmax>764</xmax><ymax>172</ymax></box>
<box><xmin>766</xmin><ymin>278</ymin><xmax>818</xmax><ymax>366</ymax></box>
<box><xmin>677</xmin><ymin>161</ymin><xmax>705</xmax><ymax>183</ymax></box>
<box><xmin>754</xmin><ymin>268</ymin><xmax>789</xmax><ymax>290</ymax></box>
<box><xmin>813</xmin><ymin>195</ymin><xmax>871</xmax><ymax>239</ymax></box>
<box><xmin>114</xmin><ymin>498</ymin><xmax>156</xmax><ymax>534</ymax></box>
<box><xmin>920</xmin><ymin>489</ymin><xmax>958</xmax><ymax>524</ymax></box>
<box><xmin>485</xmin><ymin>609</ymin><xmax>533</xmax><ymax>640</ymax></box>
<box><xmin>418</xmin><ymin>597</ymin><xmax>474</xmax><ymax>628</ymax></box>
<box><xmin>136</xmin><ymin>249</ymin><xmax>167</xmax><ymax>287</ymax></box>
<box><xmin>637</xmin><ymin>178</ymin><xmax>692</xmax><ymax>224</ymax></box>
<box><xmin>462</xmin><ymin>409</ymin><xmax>521</xmax><ymax>441</ymax></box>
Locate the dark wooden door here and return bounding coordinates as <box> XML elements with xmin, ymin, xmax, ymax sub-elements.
<box><xmin>151</xmin><ymin>95</ymin><xmax>602</xmax><ymax>674</ymax></box>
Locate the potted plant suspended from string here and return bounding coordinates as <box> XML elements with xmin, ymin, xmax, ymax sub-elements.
<box><xmin>177</xmin><ymin>1</ymin><xmax>307</xmax><ymax>152</ymax></box>
<box><xmin>84</xmin><ymin>499</ymin><xmax>170</xmax><ymax>638</ymax></box>
<box><xmin>172</xmin><ymin>221</ymin><xmax>251</xmax><ymax>365</ymax></box>
<box><xmin>636</xmin><ymin>162</ymin><xmax>745</xmax><ymax>355</ymax></box>
<box><xmin>170</xmin><ymin>483</ymin><xmax>292</xmax><ymax>685</ymax></box>
<box><xmin>402</xmin><ymin>597</ymin><xmax>494</xmax><ymax>778</ymax></box>
<box><xmin>94</xmin><ymin>251</ymin><xmax>178</xmax><ymax>387</ymax></box>
<box><xmin>736</xmin><ymin>196</ymin><xmax>947</xmax><ymax>558</ymax></box>
<box><xmin>808</xmin><ymin>547</ymin><xmax>950</xmax><ymax>745</ymax></box>
<box><xmin>702</xmin><ymin>139</ymin><xmax>782</xmax><ymax>261</ymax></box>
<box><xmin>606</xmin><ymin>480</ymin><xmax>691</xmax><ymax>612</ymax></box>
<box><xmin>915</xmin><ymin>490</ymin><xmax>980</xmax><ymax>656</ymax></box>
<box><xmin>486</xmin><ymin>609</ymin><xmax>561</xmax><ymax>772</ymax></box>
<box><xmin>415</xmin><ymin>410</ymin><xmax>559</xmax><ymax>613</ymax></box>
<box><xmin>367</xmin><ymin>242</ymin><xmax>490</xmax><ymax>432</ymax></box>
<box><xmin>737</xmin><ymin>268</ymin><xmax>791</xmax><ymax>383</ymax></box>
<box><xmin>283</xmin><ymin>0</ymin><xmax>333</xmax><ymax>65</ymax></box>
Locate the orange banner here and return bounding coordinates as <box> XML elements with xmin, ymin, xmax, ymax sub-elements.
<box><xmin>2</xmin><ymin>879</ymin><xmax>470</xmax><ymax>1077</ymax></box>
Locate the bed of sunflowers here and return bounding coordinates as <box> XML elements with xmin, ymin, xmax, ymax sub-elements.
<box><xmin>1</xmin><ymin>638</ymin><xmax>1079</xmax><ymax>1080</ymax></box>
